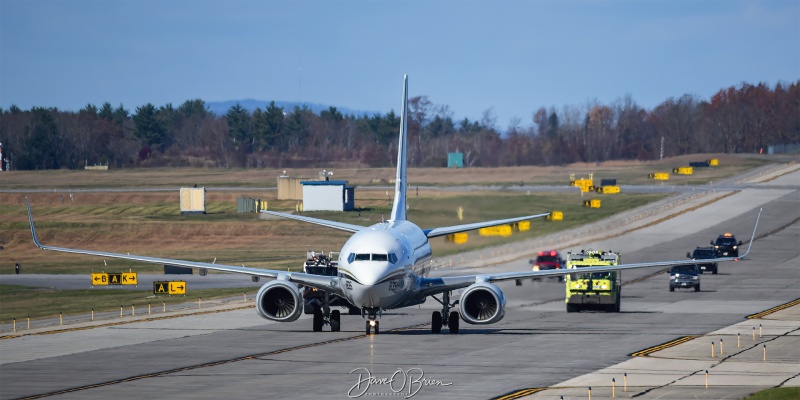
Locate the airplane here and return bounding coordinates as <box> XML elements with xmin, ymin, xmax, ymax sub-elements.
<box><xmin>26</xmin><ymin>75</ymin><xmax>761</xmax><ymax>335</ymax></box>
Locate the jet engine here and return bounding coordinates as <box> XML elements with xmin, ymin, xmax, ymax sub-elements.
<box><xmin>459</xmin><ymin>282</ymin><xmax>506</xmax><ymax>324</ymax></box>
<box><xmin>256</xmin><ymin>280</ymin><xmax>303</xmax><ymax>322</ymax></box>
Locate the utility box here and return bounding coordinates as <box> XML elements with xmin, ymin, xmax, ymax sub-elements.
<box><xmin>180</xmin><ymin>188</ymin><xmax>206</xmax><ymax>214</ymax></box>
<box><xmin>448</xmin><ymin>152</ymin><xmax>464</xmax><ymax>168</ymax></box>
<box><xmin>707</xmin><ymin>158</ymin><xmax>719</xmax><ymax>166</ymax></box>
<box><xmin>547</xmin><ymin>211</ymin><xmax>564</xmax><ymax>221</ymax></box>
<box><xmin>238</xmin><ymin>198</ymin><xmax>267</xmax><ymax>213</ymax></box>
<box><xmin>302</xmin><ymin>180</ymin><xmax>355</xmax><ymax>211</ymax></box>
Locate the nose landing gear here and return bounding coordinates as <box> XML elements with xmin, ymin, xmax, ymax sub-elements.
<box><xmin>364</xmin><ymin>308</ymin><xmax>380</xmax><ymax>335</ymax></box>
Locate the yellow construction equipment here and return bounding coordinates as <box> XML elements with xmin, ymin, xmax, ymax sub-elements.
<box><xmin>570</xmin><ymin>173</ymin><xmax>595</xmax><ymax>192</ymax></box>
<box><xmin>547</xmin><ymin>211</ymin><xmax>564</xmax><ymax>221</ymax></box>
<box><xmin>479</xmin><ymin>225</ymin><xmax>513</xmax><ymax>237</ymax></box>
<box><xmin>673</xmin><ymin>166</ymin><xmax>693</xmax><ymax>175</ymax></box>
<box><xmin>648</xmin><ymin>172</ymin><xmax>669</xmax><ymax>180</ymax></box>
<box><xmin>446</xmin><ymin>233</ymin><xmax>468</xmax><ymax>244</ymax></box>
<box><xmin>512</xmin><ymin>221</ymin><xmax>531</xmax><ymax>231</ymax></box>
<box><xmin>583</xmin><ymin>199</ymin><xmax>601</xmax><ymax>208</ymax></box>
<box><xmin>596</xmin><ymin>185</ymin><xmax>620</xmax><ymax>194</ymax></box>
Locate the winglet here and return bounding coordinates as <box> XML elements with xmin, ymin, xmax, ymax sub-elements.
<box><xmin>390</xmin><ymin>75</ymin><xmax>408</xmax><ymax>221</ymax></box>
<box><xmin>26</xmin><ymin>197</ymin><xmax>45</xmax><ymax>249</ymax></box>
<box><xmin>737</xmin><ymin>207</ymin><xmax>762</xmax><ymax>260</ymax></box>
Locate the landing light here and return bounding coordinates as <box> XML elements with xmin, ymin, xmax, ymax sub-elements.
<box><xmin>369</xmin><ymin>320</ymin><xmax>376</xmax><ymax>327</ymax></box>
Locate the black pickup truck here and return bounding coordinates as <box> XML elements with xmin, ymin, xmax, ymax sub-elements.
<box><xmin>687</xmin><ymin>247</ymin><xmax>719</xmax><ymax>274</ymax></box>
<box><xmin>711</xmin><ymin>233</ymin><xmax>743</xmax><ymax>257</ymax></box>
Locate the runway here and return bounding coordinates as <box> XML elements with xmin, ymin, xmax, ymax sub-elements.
<box><xmin>0</xmin><ymin>169</ymin><xmax>797</xmax><ymax>399</ymax></box>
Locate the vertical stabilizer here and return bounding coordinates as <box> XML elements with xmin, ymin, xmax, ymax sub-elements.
<box><xmin>390</xmin><ymin>75</ymin><xmax>408</xmax><ymax>221</ymax></box>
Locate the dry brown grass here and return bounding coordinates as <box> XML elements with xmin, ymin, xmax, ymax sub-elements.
<box><xmin>0</xmin><ymin>154</ymin><xmax>779</xmax><ymax>274</ymax></box>
<box><xmin>0</xmin><ymin>153</ymin><xmax>778</xmax><ymax>190</ymax></box>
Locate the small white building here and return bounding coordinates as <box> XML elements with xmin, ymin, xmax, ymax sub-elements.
<box><xmin>301</xmin><ymin>180</ymin><xmax>355</xmax><ymax>211</ymax></box>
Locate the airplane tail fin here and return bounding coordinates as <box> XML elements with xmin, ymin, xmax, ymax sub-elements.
<box><xmin>390</xmin><ymin>75</ymin><xmax>408</xmax><ymax>221</ymax></box>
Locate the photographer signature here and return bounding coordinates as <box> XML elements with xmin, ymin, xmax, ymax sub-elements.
<box><xmin>348</xmin><ymin>367</ymin><xmax>453</xmax><ymax>398</ymax></box>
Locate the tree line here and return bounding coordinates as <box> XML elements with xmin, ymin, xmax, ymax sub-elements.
<box><xmin>0</xmin><ymin>81</ymin><xmax>797</xmax><ymax>171</ymax></box>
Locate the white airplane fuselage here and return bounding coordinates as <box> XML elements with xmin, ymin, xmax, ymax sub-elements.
<box><xmin>336</xmin><ymin>220</ymin><xmax>431</xmax><ymax>311</ymax></box>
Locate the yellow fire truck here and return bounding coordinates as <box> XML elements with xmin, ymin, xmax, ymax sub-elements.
<box><xmin>565</xmin><ymin>250</ymin><xmax>621</xmax><ymax>313</ymax></box>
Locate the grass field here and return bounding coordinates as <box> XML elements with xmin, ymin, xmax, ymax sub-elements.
<box><xmin>1</xmin><ymin>190</ymin><xmax>665</xmax><ymax>274</ymax></box>
<box><xmin>0</xmin><ymin>284</ymin><xmax>253</xmax><ymax>321</ymax></box>
<box><xmin>742</xmin><ymin>387</ymin><xmax>800</xmax><ymax>400</ymax></box>
<box><xmin>0</xmin><ymin>153</ymin><xmax>775</xmax><ymax>189</ymax></box>
<box><xmin>0</xmin><ymin>156</ymin><xmax>777</xmax><ymax>323</ymax></box>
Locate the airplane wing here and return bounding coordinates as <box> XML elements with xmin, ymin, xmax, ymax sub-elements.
<box><xmin>417</xmin><ymin>208</ymin><xmax>761</xmax><ymax>296</ymax></box>
<box><xmin>26</xmin><ymin>199</ymin><xmax>346</xmax><ymax>296</ymax></box>
<box><xmin>260</xmin><ymin>210</ymin><xmax>365</xmax><ymax>233</ymax></box>
<box><xmin>423</xmin><ymin>212</ymin><xmax>551</xmax><ymax>238</ymax></box>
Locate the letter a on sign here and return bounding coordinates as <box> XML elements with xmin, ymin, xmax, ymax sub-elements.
<box><xmin>153</xmin><ymin>282</ymin><xmax>169</xmax><ymax>295</ymax></box>
<box><xmin>108</xmin><ymin>273</ymin><xmax>122</xmax><ymax>285</ymax></box>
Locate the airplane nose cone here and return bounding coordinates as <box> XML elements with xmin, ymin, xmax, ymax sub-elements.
<box><xmin>347</xmin><ymin>263</ymin><xmax>394</xmax><ymax>308</ymax></box>
<box><xmin>356</xmin><ymin>264</ymin><xmax>392</xmax><ymax>286</ymax></box>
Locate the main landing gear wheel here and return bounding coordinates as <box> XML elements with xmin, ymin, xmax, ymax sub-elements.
<box><xmin>448</xmin><ymin>311</ymin><xmax>459</xmax><ymax>334</ymax></box>
<box><xmin>432</xmin><ymin>291</ymin><xmax>460</xmax><ymax>334</ymax></box>
<box><xmin>330</xmin><ymin>310</ymin><xmax>341</xmax><ymax>332</ymax></box>
<box><xmin>312</xmin><ymin>307</ymin><xmax>324</xmax><ymax>332</ymax></box>
<box><xmin>431</xmin><ymin>311</ymin><xmax>442</xmax><ymax>333</ymax></box>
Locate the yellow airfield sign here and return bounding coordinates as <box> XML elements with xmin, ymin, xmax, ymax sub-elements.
<box><xmin>92</xmin><ymin>272</ymin><xmax>138</xmax><ymax>286</ymax></box>
<box><xmin>91</xmin><ymin>273</ymin><xmax>108</xmax><ymax>286</ymax></box>
<box><xmin>153</xmin><ymin>281</ymin><xmax>187</xmax><ymax>295</ymax></box>
<box><xmin>121</xmin><ymin>272</ymin><xmax>138</xmax><ymax>285</ymax></box>
<box><xmin>108</xmin><ymin>273</ymin><xmax>122</xmax><ymax>285</ymax></box>
<box><xmin>169</xmin><ymin>282</ymin><xmax>187</xmax><ymax>295</ymax></box>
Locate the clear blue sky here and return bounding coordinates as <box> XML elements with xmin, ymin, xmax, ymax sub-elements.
<box><xmin>1</xmin><ymin>0</ymin><xmax>798</xmax><ymax>129</ymax></box>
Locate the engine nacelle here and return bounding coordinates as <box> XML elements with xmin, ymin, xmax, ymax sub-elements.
<box><xmin>459</xmin><ymin>282</ymin><xmax>506</xmax><ymax>325</ymax></box>
<box><xmin>256</xmin><ymin>280</ymin><xmax>303</xmax><ymax>322</ymax></box>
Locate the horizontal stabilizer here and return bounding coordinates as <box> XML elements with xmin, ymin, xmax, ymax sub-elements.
<box><xmin>424</xmin><ymin>213</ymin><xmax>550</xmax><ymax>238</ymax></box>
<box><xmin>260</xmin><ymin>210</ymin><xmax>365</xmax><ymax>233</ymax></box>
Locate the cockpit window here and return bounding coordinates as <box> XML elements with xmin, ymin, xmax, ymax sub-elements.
<box><xmin>347</xmin><ymin>253</ymin><xmax>397</xmax><ymax>263</ymax></box>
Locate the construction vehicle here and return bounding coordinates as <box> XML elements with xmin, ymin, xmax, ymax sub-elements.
<box><xmin>565</xmin><ymin>250</ymin><xmax>621</xmax><ymax>312</ymax></box>
<box><xmin>301</xmin><ymin>251</ymin><xmax>359</xmax><ymax>315</ymax></box>
<box><xmin>569</xmin><ymin>173</ymin><xmax>594</xmax><ymax>192</ymax></box>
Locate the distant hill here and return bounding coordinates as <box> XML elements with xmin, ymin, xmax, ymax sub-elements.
<box><xmin>207</xmin><ymin>99</ymin><xmax>380</xmax><ymax>117</ymax></box>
